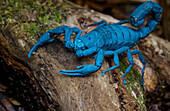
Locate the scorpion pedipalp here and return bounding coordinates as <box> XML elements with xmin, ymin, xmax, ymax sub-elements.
<box><xmin>28</xmin><ymin>32</ymin><xmax>54</xmax><ymax>58</ymax></box>
<box><xmin>60</xmin><ymin>64</ymin><xmax>100</xmax><ymax>76</ymax></box>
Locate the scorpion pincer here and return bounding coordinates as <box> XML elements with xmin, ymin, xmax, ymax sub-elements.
<box><xmin>28</xmin><ymin>1</ymin><xmax>162</xmax><ymax>85</ymax></box>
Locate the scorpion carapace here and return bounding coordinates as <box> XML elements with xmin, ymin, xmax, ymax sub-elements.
<box><xmin>28</xmin><ymin>1</ymin><xmax>162</xmax><ymax>85</ymax></box>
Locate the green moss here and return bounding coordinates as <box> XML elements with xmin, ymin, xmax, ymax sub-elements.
<box><xmin>118</xmin><ymin>58</ymin><xmax>146</xmax><ymax>110</ymax></box>
<box><xmin>162</xmin><ymin>85</ymin><xmax>166</xmax><ymax>88</ymax></box>
<box><xmin>23</xmin><ymin>23</ymin><xmax>37</xmax><ymax>40</ymax></box>
<box><xmin>0</xmin><ymin>16</ymin><xmax>3</xmax><ymax>23</ymax></box>
<box><xmin>0</xmin><ymin>0</ymin><xmax>68</xmax><ymax>40</ymax></box>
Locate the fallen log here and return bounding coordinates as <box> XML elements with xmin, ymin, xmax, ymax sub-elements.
<box><xmin>0</xmin><ymin>0</ymin><xmax>169</xmax><ymax>110</ymax></box>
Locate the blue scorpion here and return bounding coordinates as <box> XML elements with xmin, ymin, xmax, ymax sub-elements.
<box><xmin>28</xmin><ymin>1</ymin><xmax>162</xmax><ymax>85</ymax></box>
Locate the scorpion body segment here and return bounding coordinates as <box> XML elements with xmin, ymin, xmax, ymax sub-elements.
<box><xmin>28</xmin><ymin>1</ymin><xmax>162</xmax><ymax>85</ymax></box>
<box><xmin>87</xmin><ymin>24</ymin><xmax>141</xmax><ymax>50</ymax></box>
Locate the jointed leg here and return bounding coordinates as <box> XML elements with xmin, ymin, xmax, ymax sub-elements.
<box><xmin>103</xmin><ymin>47</ymin><xmax>134</xmax><ymax>85</ymax></box>
<box><xmin>84</xmin><ymin>21</ymin><xmax>107</xmax><ymax>30</ymax></box>
<box><xmin>49</xmin><ymin>26</ymin><xmax>82</xmax><ymax>49</ymax></box>
<box><xmin>131</xmin><ymin>49</ymin><xmax>146</xmax><ymax>85</ymax></box>
<box><xmin>102</xmin><ymin>54</ymin><xmax>119</xmax><ymax>76</ymax></box>
<box><xmin>122</xmin><ymin>49</ymin><xmax>134</xmax><ymax>84</ymax></box>
<box><xmin>113</xmin><ymin>20</ymin><xmax>129</xmax><ymax>25</ymax></box>
<box><xmin>102</xmin><ymin>47</ymin><xmax>130</xmax><ymax>77</ymax></box>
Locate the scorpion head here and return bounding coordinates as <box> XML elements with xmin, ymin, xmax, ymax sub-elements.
<box><xmin>74</xmin><ymin>39</ymin><xmax>86</xmax><ymax>51</ymax></box>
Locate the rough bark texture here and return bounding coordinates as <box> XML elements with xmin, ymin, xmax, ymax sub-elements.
<box><xmin>0</xmin><ymin>0</ymin><xmax>169</xmax><ymax>111</ymax></box>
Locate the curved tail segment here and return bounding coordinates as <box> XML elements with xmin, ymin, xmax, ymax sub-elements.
<box><xmin>130</xmin><ymin>1</ymin><xmax>162</xmax><ymax>38</ymax></box>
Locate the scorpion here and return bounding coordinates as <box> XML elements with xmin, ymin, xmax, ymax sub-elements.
<box><xmin>28</xmin><ymin>1</ymin><xmax>162</xmax><ymax>85</ymax></box>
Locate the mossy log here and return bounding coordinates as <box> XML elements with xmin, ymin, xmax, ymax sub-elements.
<box><xmin>0</xmin><ymin>0</ymin><xmax>169</xmax><ymax>110</ymax></box>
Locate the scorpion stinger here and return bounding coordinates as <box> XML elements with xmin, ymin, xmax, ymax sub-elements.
<box><xmin>130</xmin><ymin>1</ymin><xmax>162</xmax><ymax>27</ymax></box>
<box><xmin>28</xmin><ymin>1</ymin><xmax>162</xmax><ymax>85</ymax></box>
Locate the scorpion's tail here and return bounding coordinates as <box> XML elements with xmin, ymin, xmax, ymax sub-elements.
<box><xmin>130</xmin><ymin>1</ymin><xmax>162</xmax><ymax>38</ymax></box>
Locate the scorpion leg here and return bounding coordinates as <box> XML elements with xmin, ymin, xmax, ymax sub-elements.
<box><xmin>122</xmin><ymin>49</ymin><xmax>134</xmax><ymax>85</ymax></box>
<box><xmin>83</xmin><ymin>21</ymin><xmax>107</xmax><ymax>30</ymax></box>
<box><xmin>102</xmin><ymin>47</ymin><xmax>134</xmax><ymax>84</ymax></box>
<box><xmin>113</xmin><ymin>20</ymin><xmax>129</xmax><ymax>25</ymax></box>
<box><xmin>103</xmin><ymin>47</ymin><xmax>134</xmax><ymax>84</ymax></box>
<box><xmin>49</xmin><ymin>26</ymin><xmax>82</xmax><ymax>49</ymax></box>
<box><xmin>104</xmin><ymin>49</ymin><xmax>145</xmax><ymax>85</ymax></box>
<box><xmin>102</xmin><ymin>51</ymin><xmax>119</xmax><ymax>76</ymax></box>
<box><xmin>60</xmin><ymin>49</ymin><xmax>104</xmax><ymax>76</ymax></box>
<box><xmin>131</xmin><ymin>50</ymin><xmax>146</xmax><ymax>85</ymax></box>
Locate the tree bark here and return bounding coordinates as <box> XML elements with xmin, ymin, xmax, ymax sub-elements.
<box><xmin>0</xmin><ymin>0</ymin><xmax>169</xmax><ymax>111</ymax></box>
